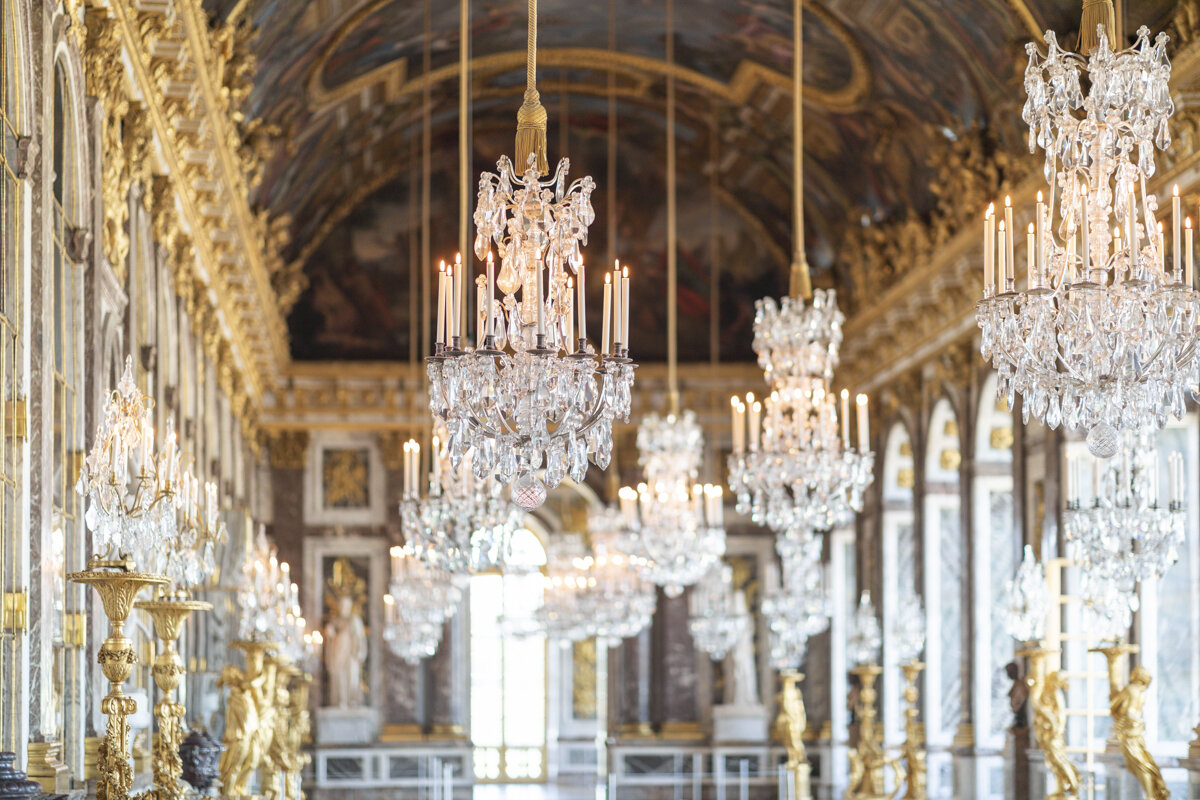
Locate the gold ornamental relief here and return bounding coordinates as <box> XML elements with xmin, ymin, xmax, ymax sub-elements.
<box><xmin>321</xmin><ymin>448</ymin><xmax>369</xmax><ymax>510</ymax></box>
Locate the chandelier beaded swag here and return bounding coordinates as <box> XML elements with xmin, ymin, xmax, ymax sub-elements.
<box><xmin>426</xmin><ymin>0</ymin><xmax>635</xmax><ymax>510</ymax></box>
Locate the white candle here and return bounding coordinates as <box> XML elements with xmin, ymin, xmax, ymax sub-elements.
<box><xmin>984</xmin><ymin>204</ymin><xmax>995</xmax><ymax>295</ymax></box>
<box><xmin>856</xmin><ymin>393</ymin><xmax>869</xmax><ymax>453</ymax></box>
<box><xmin>476</xmin><ymin>281</ymin><xmax>485</xmax><ymax>347</ymax></box>
<box><xmin>565</xmin><ymin>278</ymin><xmax>575</xmax><ymax>350</ymax></box>
<box><xmin>485</xmin><ymin>251</ymin><xmax>495</xmax><ymax>344</ymax></box>
<box><xmin>601</xmin><ymin>273</ymin><xmax>612</xmax><ymax>355</ymax></box>
<box><xmin>535</xmin><ymin>252</ymin><xmax>546</xmax><ymax>338</ymax></box>
<box><xmin>1187</xmin><ymin>218</ymin><xmax>1194</xmax><ymax>287</ymax></box>
<box><xmin>1159</xmin><ymin>222</ymin><xmax>1167</xmax><ymax>277</ymax></box>
<box><xmin>1027</xmin><ymin>223</ymin><xmax>1036</xmax><ymax>289</ymax></box>
<box><xmin>412</xmin><ymin>441</ymin><xmax>422</xmax><ymax>497</ymax></box>
<box><xmin>997</xmin><ymin>220</ymin><xmax>1007</xmax><ymax>289</ymax></box>
<box><xmin>612</xmin><ymin>261</ymin><xmax>622</xmax><ymax>347</ymax></box>
<box><xmin>621</xmin><ymin>266</ymin><xmax>630</xmax><ymax>347</ymax></box>
<box><xmin>731</xmin><ymin>396</ymin><xmax>744</xmax><ymax>454</ymax></box>
<box><xmin>1174</xmin><ymin>185</ymin><xmax>1181</xmax><ymax>278</ymax></box>
<box><xmin>841</xmin><ymin>388</ymin><xmax>851</xmax><ymax>449</ymax></box>
<box><xmin>436</xmin><ymin>262</ymin><xmax>446</xmax><ymax>345</ymax></box>
<box><xmin>1036</xmin><ymin>191</ymin><xmax>1045</xmax><ymax>275</ymax></box>
<box><xmin>431</xmin><ymin>436</ymin><xmax>440</xmax><ymax>494</ymax></box>
<box><xmin>749</xmin><ymin>399</ymin><xmax>761</xmax><ymax>452</ymax></box>
<box><xmin>455</xmin><ymin>252</ymin><xmax>465</xmax><ymax>340</ymax></box>
<box><xmin>1004</xmin><ymin>195</ymin><xmax>1014</xmax><ymax>286</ymax></box>
<box><xmin>577</xmin><ymin>262</ymin><xmax>587</xmax><ymax>346</ymax></box>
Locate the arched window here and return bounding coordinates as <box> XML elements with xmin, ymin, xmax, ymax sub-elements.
<box><xmin>972</xmin><ymin>375</ymin><xmax>1016</xmax><ymax>749</ymax></box>
<box><xmin>880</xmin><ymin>422</ymin><xmax>914</xmax><ymax>745</ymax></box>
<box><xmin>470</xmin><ymin>527</ymin><xmax>547</xmax><ymax>782</ymax></box>
<box><xmin>922</xmin><ymin>399</ymin><xmax>963</xmax><ymax>796</ymax></box>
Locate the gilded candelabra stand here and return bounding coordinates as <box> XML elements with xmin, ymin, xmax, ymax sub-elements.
<box><xmin>68</xmin><ymin>557</ymin><xmax>168</xmax><ymax>800</ymax></box>
<box><xmin>898</xmin><ymin>661</ymin><xmax>926</xmax><ymax>800</ymax></box>
<box><xmin>1018</xmin><ymin>643</ymin><xmax>1079</xmax><ymax>800</ymax></box>
<box><xmin>134</xmin><ymin>594</ymin><xmax>211</xmax><ymax>800</ymax></box>
<box><xmin>846</xmin><ymin>665</ymin><xmax>904</xmax><ymax>800</ymax></box>
<box><xmin>1090</xmin><ymin>643</ymin><xmax>1170</xmax><ymax>800</ymax></box>
<box><xmin>287</xmin><ymin>672</ymin><xmax>312</xmax><ymax>800</ymax></box>
<box><xmin>219</xmin><ymin>640</ymin><xmax>277</xmax><ymax>799</ymax></box>
<box><xmin>776</xmin><ymin>669</ymin><xmax>811</xmax><ymax>800</ymax></box>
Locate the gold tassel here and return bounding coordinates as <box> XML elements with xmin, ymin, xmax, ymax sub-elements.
<box><xmin>516</xmin><ymin>88</ymin><xmax>549</xmax><ymax>175</ymax></box>
<box><xmin>1079</xmin><ymin>0</ymin><xmax>1116</xmax><ymax>54</ymax></box>
<box><xmin>789</xmin><ymin>254</ymin><xmax>812</xmax><ymax>301</ymax></box>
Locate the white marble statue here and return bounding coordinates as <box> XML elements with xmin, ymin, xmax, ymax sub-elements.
<box><xmin>727</xmin><ymin>589</ymin><xmax>759</xmax><ymax>706</ymax></box>
<box><xmin>324</xmin><ymin>594</ymin><xmax>368</xmax><ymax>708</ymax></box>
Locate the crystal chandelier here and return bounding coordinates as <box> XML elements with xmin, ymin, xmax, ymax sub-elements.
<box><xmin>535</xmin><ymin>541</ymin><xmax>597</xmax><ymax>643</ymax></box>
<box><xmin>976</xmin><ymin>18</ymin><xmax>1198</xmax><ymax>458</ymax></box>
<box><xmin>154</xmin><ymin>465</ymin><xmax>228</xmax><ymax>594</ymax></box>
<box><xmin>383</xmin><ymin>544</ymin><xmax>464</xmax><ymax>663</ymax></box>
<box><xmin>427</xmin><ymin>0</ymin><xmax>634</xmax><ymax>511</ymax></box>
<box><xmin>728</xmin><ymin>298</ymin><xmax>874</xmax><ymax>536</ymax></box>
<box><xmin>1003</xmin><ymin>544</ymin><xmax>1050</xmax><ymax>644</ymax></box>
<box><xmin>727</xmin><ymin>0</ymin><xmax>874</xmax><ymax>538</ymax></box>
<box><xmin>1064</xmin><ymin>427</ymin><xmax>1185</xmax><ymax>615</ymax></box>
<box><xmin>762</xmin><ymin>546</ymin><xmax>831</xmax><ymax>669</ymax></box>
<box><xmin>848</xmin><ymin>591</ymin><xmax>882</xmax><ymax>667</ymax></box>
<box><xmin>688</xmin><ymin>563</ymin><xmax>749</xmax><ymax>661</ymax></box>
<box><xmin>236</xmin><ymin>528</ymin><xmax>300</xmax><ymax>644</ymax></box>
<box><xmin>891</xmin><ymin>594</ymin><xmax>926</xmax><ymax>664</ymax></box>
<box><xmin>76</xmin><ymin>356</ymin><xmax>179</xmax><ymax>567</ymax></box>
<box><xmin>620</xmin><ymin>476</ymin><xmax>726</xmax><ymax>599</ymax></box>
<box><xmin>398</xmin><ymin>435</ymin><xmax>524</xmax><ymax>573</ymax></box>
<box><xmin>587</xmin><ymin>515</ymin><xmax>656</xmax><ymax>644</ymax></box>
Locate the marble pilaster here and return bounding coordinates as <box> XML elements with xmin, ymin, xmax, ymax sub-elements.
<box><xmin>427</xmin><ymin>604</ymin><xmax>469</xmax><ymax>739</ymax></box>
<box><xmin>650</xmin><ymin>588</ymin><xmax>700</xmax><ymax>735</ymax></box>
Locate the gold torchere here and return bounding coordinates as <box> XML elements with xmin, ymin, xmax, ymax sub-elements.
<box><xmin>898</xmin><ymin>661</ymin><xmax>926</xmax><ymax>800</ymax></box>
<box><xmin>134</xmin><ymin>596</ymin><xmax>211</xmax><ymax>800</ymax></box>
<box><xmin>846</xmin><ymin>665</ymin><xmax>905</xmax><ymax>800</ymax></box>
<box><xmin>1019</xmin><ymin>644</ymin><xmax>1079</xmax><ymax>800</ymax></box>
<box><xmin>68</xmin><ymin>560</ymin><xmax>168</xmax><ymax>800</ymax></box>
<box><xmin>283</xmin><ymin>669</ymin><xmax>312</xmax><ymax>800</ymax></box>
<box><xmin>261</xmin><ymin>654</ymin><xmax>296</xmax><ymax>800</ymax></box>
<box><xmin>775</xmin><ymin>669</ymin><xmax>811</xmax><ymax>800</ymax></box>
<box><xmin>1092</xmin><ymin>644</ymin><xmax>1170</xmax><ymax>800</ymax></box>
<box><xmin>219</xmin><ymin>640</ymin><xmax>276</xmax><ymax>798</ymax></box>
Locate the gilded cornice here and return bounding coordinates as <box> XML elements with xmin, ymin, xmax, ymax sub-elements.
<box><xmin>86</xmin><ymin>0</ymin><xmax>293</xmax><ymax>437</ymax></box>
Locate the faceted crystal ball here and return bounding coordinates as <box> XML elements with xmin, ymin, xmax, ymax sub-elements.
<box><xmin>1086</xmin><ymin>422</ymin><xmax>1120</xmax><ymax>459</ymax></box>
<box><xmin>512</xmin><ymin>473</ymin><xmax>548</xmax><ymax>510</ymax></box>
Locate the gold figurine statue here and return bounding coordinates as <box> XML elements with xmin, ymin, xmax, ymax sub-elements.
<box><xmin>1111</xmin><ymin>666</ymin><xmax>1170</xmax><ymax>800</ymax></box>
<box><xmin>776</xmin><ymin>670</ymin><xmax>811</xmax><ymax>800</ymax></box>
<box><xmin>219</xmin><ymin>641</ymin><xmax>272</xmax><ymax>797</ymax></box>
<box><xmin>899</xmin><ymin>661</ymin><xmax>927</xmax><ymax>800</ymax></box>
<box><xmin>846</xmin><ymin>665</ymin><xmax>905</xmax><ymax>800</ymax></box>
<box><xmin>285</xmin><ymin>672</ymin><xmax>313</xmax><ymax>800</ymax></box>
<box><xmin>262</xmin><ymin>656</ymin><xmax>299</xmax><ymax>800</ymax></box>
<box><xmin>1034</xmin><ymin>671</ymin><xmax>1079</xmax><ymax>800</ymax></box>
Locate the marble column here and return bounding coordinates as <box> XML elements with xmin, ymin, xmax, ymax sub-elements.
<box><xmin>267</xmin><ymin>432</ymin><xmax>308</xmax><ymax>591</ymax></box>
<box><xmin>609</xmin><ymin>627</ymin><xmax>651</xmax><ymax>738</ymax></box>
<box><xmin>427</xmin><ymin>601</ymin><xmax>469</xmax><ymax>739</ymax></box>
<box><xmin>650</xmin><ymin>588</ymin><xmax>701</xmax><ymax>738</ymax></box>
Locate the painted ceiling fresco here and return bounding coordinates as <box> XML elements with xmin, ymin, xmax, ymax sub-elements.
<box><xmin>205</xmin><ymin>0</ymin><xmax>1181</xmax><ymax>362</ymax></box>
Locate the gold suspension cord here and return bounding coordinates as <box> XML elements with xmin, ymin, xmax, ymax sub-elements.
<box><xmin>666</xmin><ymin>0</ymin><xmax>679</xmax><ymax>414</ymax></box>
<box><xmin>606</xmin><ymin>0</ymin><xmax>617</xmax><ymax>268</ymax></box>
<box><xmin>1080</xmin><ymin>0</ymin><xmax>1117</xmax><ymax>54</ymax></box>
<box><xmin>421</xmin><ymin>0</ymin><xmax>432</xmax><ymax>363</ymax></box>
<box><xmin>460</xmin><ymin>0</ymin><xmax>470</xmax><ymax>337</ymax></box>
<box><xmin>709</xmin><ymin>100</ymin><xmax>720</xmax><ymax>366</ymax></box>
<box><xmin>516</xmin><ymin>0</ymin><xmax>549</xmax><ymax>174</ymax></box>
<box><xmin>789</xmin><ymin>0</ymin><xmax>812</xmax><ymax>300</ymax></box>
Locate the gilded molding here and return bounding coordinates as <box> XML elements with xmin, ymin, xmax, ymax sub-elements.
<box><xmin>268</xmin><ymin>431</ymin><xmax>310</xmax><ymax>470</ymax></box>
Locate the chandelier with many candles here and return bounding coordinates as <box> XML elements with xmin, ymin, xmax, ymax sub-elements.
<box><xmin>762</xmin><ymin>543</ymin><xmax>831</xmax><ymax>669</ymax></box>
<box><xmin>383</xmin><ymin>544</ymin><xmax>464</xmax><ymax>663</ymax></box>
<box><xmin>398</xmin><ymin>435</ymin><xmax>524</xmax><ymax>574</ymax></box>
<box><xmin>426</xmin><ymin>0</ymin><xmax>634</xmax><ymax>511</ymax></box>
<box><xmin>77</xmin><ymin>356</ymin><xmax>180</xmax><ymax>567</ymax></box>
<box><xmin>1064</xmin><ymin>427</ymin><xmax>1185</xmax><ymax>619</ymax></box>
<box><xmin>688</xmin><ymin>563</ymin><xmax>749</xmax><ymax>661</ymax></box>
<box><xmin>976</xmin><ymin>18</ymin><xmax>1199</xmax><ymax>458</ymax></box>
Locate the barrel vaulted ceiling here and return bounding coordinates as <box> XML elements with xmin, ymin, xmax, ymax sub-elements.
<box><xmin>207</xmin><ymin>0</ymin><xmax>1180</xmax><ymax>363</ymax></box>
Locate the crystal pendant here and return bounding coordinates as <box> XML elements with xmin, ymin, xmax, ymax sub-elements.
<box><xmin>512</xmin><ymin>473</ymin><xmax>548</xmax><ymax>511</ymax></box>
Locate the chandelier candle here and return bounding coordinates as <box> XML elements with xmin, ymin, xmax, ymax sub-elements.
<box><xmin>977</xmin><ymin>22</ymin><xmax>1200</xmax><ymax>456</ymax></box>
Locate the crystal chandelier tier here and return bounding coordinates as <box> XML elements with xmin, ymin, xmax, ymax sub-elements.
<box><xmin>236</xmin><ymin>529</ymin><xmax>301</xmax><ymax>644</ymax></box>
<box><xmin>688</xmin><ymin>563</ymin><xmax>749</xmax><ymax>661</ymax></box>
<box><xmin>620</xmin><ymin>475</ymin><xmax>726</xmax><ymax>599</ymax></box>
<box><xmin>1064</xmin><ymin>427</ymin><xmax>1185</xmax><ymax>615</ymax></box>
<box><xmin>848</xmin><ymin>591</ymin><xmax>882</xmax><ymax>667</ymax></box>
<box><xmin>76</xmin><ymin>356</ymin><xmax>179</xmax><ymax>568</ymax></box>
<box><xmin>427</xmin><ymin>0</ymin><xmax>634</xmax><ymax>511</ymax></box>
<box><xmin>383</xmin><ymin>544</ymin><xmax>464</xmax><ymax>663</ymax></box>
<box><xmin>154</xmin><ymin>465</ymin><xmax>228</xmax><ymax>594</ymax></box>
<box><xmin>762</xmin><ymin>545</ymin><xmax>831</xmax><ymax>669</ymax></box>
<box><xmin>976</xmin><ymin>19</ymin><xmax>1199</xmax><ymax>458</ymax></box>
<box><xmin>398</xmin><ymin>436</ymin><xmax>524</xmax><ymax>573</ymax></box>
<box><xmin>535</xmin><ymin>543</ymin><xmax>598</xmax><ymax>643</ymax></box>
<box><xmin>583</xmin><ymin>508</ymin><xmax>656</xmax><ymax>644</ymax></box>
